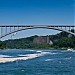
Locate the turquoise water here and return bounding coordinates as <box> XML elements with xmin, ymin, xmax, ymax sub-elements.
<box><xmin>0</xmin><ymin>49</ymin><xmax>75</xmax><ymax>75</ymax></box>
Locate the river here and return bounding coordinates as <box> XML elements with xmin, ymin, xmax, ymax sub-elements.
<box><xmin>0</xmin><ymin>49</ymin><xmax>75</xmax><ymax>75</ymax></box>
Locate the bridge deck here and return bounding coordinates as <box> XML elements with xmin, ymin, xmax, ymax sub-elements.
<box><xmin>0</xmin><ymin>25</ymin><xmax>75</xmax><ymax>27</ymax></box>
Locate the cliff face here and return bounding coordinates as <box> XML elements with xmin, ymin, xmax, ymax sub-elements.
<box><xmin>33</xmin><ymin>36</ymin><xmax>53</xmax><ymax>45</ymax></box>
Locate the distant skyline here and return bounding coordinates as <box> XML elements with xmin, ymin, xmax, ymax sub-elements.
<box><xmin>0</xmin><ymin>0</ymin><xmax>74</xmax><ymax>40</ymax></box>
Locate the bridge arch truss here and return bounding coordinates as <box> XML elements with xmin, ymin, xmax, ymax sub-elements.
<box><xmin>0</xmin><ymin>25</ymin><xmax>75</xmax><ymax>39</ymax></box>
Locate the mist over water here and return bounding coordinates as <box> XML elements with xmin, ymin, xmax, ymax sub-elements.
<box><xmin>0</xmin><ymin>49</ymin><xmax>75</xmax><ymax>75</ymax></box>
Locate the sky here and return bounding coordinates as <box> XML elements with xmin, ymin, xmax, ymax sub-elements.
<box><xmin>0</xmin><ymin>0</ymin><xmax>74</xmax><ymax>40</ymax></box>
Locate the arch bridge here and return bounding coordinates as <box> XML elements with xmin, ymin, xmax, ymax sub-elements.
<box><xmin>0</xmin><ymin>25</ymin><xmax>75</xmax><ymax>39</ymax></box>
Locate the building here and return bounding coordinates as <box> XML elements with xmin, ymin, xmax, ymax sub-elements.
<box><xmin>33</xmin><ymin>36</ymin><xmax>53</xmax><ymax>45</ymax></box>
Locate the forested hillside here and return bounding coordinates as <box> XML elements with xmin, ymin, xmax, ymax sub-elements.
<box><xmin>0</xmin><ymin>31</ymin><xmax>75</xmax><ymax>49</ymax></box>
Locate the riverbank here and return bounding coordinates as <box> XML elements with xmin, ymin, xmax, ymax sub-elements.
<box><xmin>0</xmin><ymin>47</ymin><xmax>75</xmax><ymax>50</ymax></box>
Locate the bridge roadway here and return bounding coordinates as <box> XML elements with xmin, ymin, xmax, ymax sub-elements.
<box><xmin>0</xmin><ymin>25</ymin><xmax>75</xmax><ymax>39</ymax></box>
<box><xmin>0</xmin><ymin>25</ymin><xmax>75</xmax><ymax>27</ymax></box>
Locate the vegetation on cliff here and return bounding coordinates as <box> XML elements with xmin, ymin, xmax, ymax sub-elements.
<box><xmin>0</xmin><ymin>41</ymin><xmax>6</xmax><ymax>49</ymax></box>
<box><xmin>0</xmin><ymin>31</ymin><xmax>75</xmax><ymax>49</ymax></box>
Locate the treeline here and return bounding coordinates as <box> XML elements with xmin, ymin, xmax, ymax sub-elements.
<box><xmin>0</xmin><ymin>31</ymin><xmax>75</xmax><ymax>49</ymax></box>
<box><xmin>53</xmin><ymin>37</ymin><xmax>75</xmax><ymax>49</ymax></box>
<box><xmin>0</xmin><ymin>41</ymin><xmax>6</xmax><ymax>49</ymax></box>
<box><xmin>4</xmin><ymin>36</ymin><xmax>52</xmax><ymax>49</ymax></box>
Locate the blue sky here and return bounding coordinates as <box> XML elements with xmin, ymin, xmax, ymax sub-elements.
<box><xmin>0</xmin><ymin>0</ymin><xmax>74</xmax><ymax>40</ymax></box>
